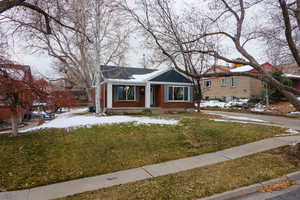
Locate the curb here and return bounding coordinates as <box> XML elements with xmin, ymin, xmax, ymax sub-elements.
<box><xmin>199</xmin><ymin>171</ymin><xmax>300</xmax><ymax>200</ymax></box>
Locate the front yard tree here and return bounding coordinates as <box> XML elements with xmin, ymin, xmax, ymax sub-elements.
<box><xmin>0</xmin><ymin>64</ymin><xmax>44</xmax><ymax>136</ymax></box>
<box><xmin>121</xmin><ymin>0</ymin><xmax>300</xmax><ymax>111</ymax></box>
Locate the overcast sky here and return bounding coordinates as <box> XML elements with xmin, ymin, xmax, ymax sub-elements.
<box><xmin>8</xmin><ymin>0</ymin><xmax>269</xmax><ymax>78</ymax></box>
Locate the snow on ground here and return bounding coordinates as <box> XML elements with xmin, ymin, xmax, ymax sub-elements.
<box><xmin>289</xmin><ymin>111</ymin><xmax>300</xmax><ymax>115</ymax></box>
<box><xmin>21</xmin><ymin>108</ymin><xmax>179</xmax><ymax>132</ymax></box>
<box><xmin>287</xmin><ymin>129</ymin><xmax>300</xmax><ymax>135</ymax></box>
<box><xmin>210</xmin><ymin>118</ymin><xmax>265</xmax><ymax>124</ymax></box>
<box><xmin>198</xmin><ymin>99</ymin><xmax>249</xmax><ymax>108</ymax></box>
<box><xmin>250</xmin><ymin>103</ymin><xmax>266</xmax><ymax>112</ymax></box>
<box><xmin>214</xmin><ymin>113</ymin><xmax>267</xmax><ymax>123</ymax></box>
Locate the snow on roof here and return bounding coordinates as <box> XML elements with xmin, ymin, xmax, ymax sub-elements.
<box><xmin>230</xmin><ymin>65</ymin><xmax>253</xmax><ymax>72</ymax></box>
<box><xmin>131</xmin><ymin>68</ymin><xmax>168</xmax><ymax>81</ymax></box>
<box><xmin>101</xmin><ymin>65</ymin><xmax>170</xmax><ymax>83</ymax></box>
<box><xmin>283</xmin><ymin>73</ymin><xmax>300</xmax><ymax>79</ymax></box>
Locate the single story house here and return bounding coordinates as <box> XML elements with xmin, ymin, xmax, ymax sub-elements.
<box><xmin>200</xmin><ymin>63</ymin><xmax>276</xmax><ymax>101</ymax></box>
<box><xmin>94</xmin><ymin>65</ymin><xmax>194</xmax><ymax>113</ymax></box>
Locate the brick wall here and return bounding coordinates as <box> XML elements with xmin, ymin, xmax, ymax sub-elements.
<box><xmin>293</xmin><ymin>80</ymin><xmax>300</xmax><ymax>90</ymax></box>
<box><xmin>0</xmin><ymin>106</ymin><xmax>27</xmax><ymax>121</ymax></box>
<box><xmin>155</xmin><ymin>85</ymin><xmax>194</xmax><ymax>108</ymax></box>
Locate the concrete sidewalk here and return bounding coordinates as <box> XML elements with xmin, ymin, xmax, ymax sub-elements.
<box><xmin>1</xmin><ymin>135</ymin><xmax>300</xmax><ymax>200</ymax></box>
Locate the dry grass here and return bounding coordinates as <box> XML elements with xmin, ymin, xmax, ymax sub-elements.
<box><xmin>57</xmin><ymin>147</ymin><xmax>300</xmax><ymax>200</ymax></box>
<box><xmin>257</xmin><ymin>180</ymin><xmax>295</xmax><ymax>193</ymax></box>
<box><xmin>165</xmin><ymin>112</ymin><xmax>224</xmax><ymax>119</ymax></box>
<box><xmin>0</xmin><ymin>118</ymin><xmax>283</xmax><ymax>191</ymax></box>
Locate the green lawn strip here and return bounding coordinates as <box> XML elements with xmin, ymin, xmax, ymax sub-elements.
<box><xmin>57</xmin><ymin>147</ymin><xmax>300</xmax><ymax>200</ymax></box>
<box><xmin>0</xmin><ymin>118</ymin><xmax>284</xmax><ymax>191</ymax></box>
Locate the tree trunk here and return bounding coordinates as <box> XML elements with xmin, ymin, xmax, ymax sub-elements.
<box><xmin>265</xmin><ymin>73</ymin><xmax>300</xmax><ymax>111</ymax></box>
<box><xmin>10</xmin><ymin>108</ymin><xmax>18</xmax><ymax>137</ymax></box>
<box><xmin>85</xmin><ymin>87</ymin><xmax>93</xmax><ymax>106</ymax></box>
<box><xmin>281</xmin><ymin>90</ymin><xmax>300</xmax><ymax>111</ymax></box>
<box><xmin>195</xmin><ymin>80</ymin><xmax>202</xmax><ymax>113</ymax></box>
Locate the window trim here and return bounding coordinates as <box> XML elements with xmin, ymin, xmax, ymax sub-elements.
<box><xmin>168</xmin><ymin>86</ymin><xmax>189</xmax><ymax>102</ymax></box>
<box><xmin>116</xmin><ymin>85</ymin><xmax>136</xmax><ymax>102</ymax></box>
<box><xmin>220</xmin><ymin>78</ymin><xmax>227</xmax><ymax>87</ymax></box>
<box><xmin>231</xmin><ymin>77</ymin><xmax>238</xmax><ymax>87</ymax></box>
<box><xmin>204</xmin><ymin>80</ymin><xmax>212</xmax><ymax>88</ymax></box>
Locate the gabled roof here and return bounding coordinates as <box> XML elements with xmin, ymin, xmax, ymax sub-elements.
<box><xmin>101</xmin><ymin>65</ymin><xmax>157</xmax><ymax>80</ymax></box>
<box><xmin>150</xmin><ymin>70</ymin><xmax>192</xmax><ymax>83</ymax></box>
<box><xmin>230</xmin><ymin>63</ymin><xmax>276</xmax><ymax>73</ymax></box>
<box><xmin>276</xmin><ymin>63</ymin><xmax>300</xmax><ymax>74</ymax></box>
<box><xmin>100</xmin><ymin>65</ymin><xmax>192</xmax><ymax>84</ymax></box>
<box><xmin>204</xmin><ymin>63</ymin><xmax>275</xmax><ymax>75</ymax></box>
<box><xmin>204</xmin><ymin>65</ymin><xmax>230</xmax><ymax>74</ymax></box>
<box><xmin>0</xmin><ymin>63</ymin><xmax>32</xmax><ymax>81</ymax></box>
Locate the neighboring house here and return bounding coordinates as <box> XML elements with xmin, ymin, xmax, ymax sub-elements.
<box><xmin>201</xmin><ymin>63</ymin><xmax>275</xmax><ymax>101</ymax></box>
<box><xmin>0</xmin><ymin>64</ymin><xmax>33</xmax><ymax>121</ymax></box>
<box><xmin>277</xmin><ymin>63</ymin><xmax>300</xmax><ymax>90</ymax></box>
<box><xmin>94</xmin><ymin>65</ymin><xmax>194</xmax><ymax>113</ymax></box>
<box><xmin>51</xmin><ymin>79</ymin><xmax>89</xmax><ymax>105</ymax></box>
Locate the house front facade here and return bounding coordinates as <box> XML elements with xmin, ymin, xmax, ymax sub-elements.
<box><xmin>201</xmin><ymin>63</ymin><xmax>275</xmax><ymax>101</ymax></box>
<box><xmin>95</xmin><ymin>65</ymin><xmax>194</xmax><ymax>113</ymax></box>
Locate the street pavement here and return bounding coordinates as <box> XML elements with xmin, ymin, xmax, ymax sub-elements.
<box><xmin>234</xmin><ymin>180</ymin><xmax>300</xmax><ymax>200</ymax></box>
<box><xmin>203</xmin><ymin>110</ymin><xmax>300</xmax><ymax>130</ymax></box>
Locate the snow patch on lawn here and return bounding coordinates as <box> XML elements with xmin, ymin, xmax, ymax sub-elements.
<box><xmin>21</xmin><ymin>108</ymin><xmax>179</xmax><ymax>132</ymax></box>
<box><xmin>198</xmin><ymin>99</ymin><xmax>249</xmax><ymax>108</ymax></box>
<box><xmin>250</xmin><ymin>103</ymin><xmax>266</xmax><ymax>112</ymax></box>
<box><xmin>287</xmin><ymin>129</ymin><xmax>300</xmax><ymax>135</ymax></box>
<box><xmin>216</xmin><ymin>114</ymin><xmax>267</xmax><ymax>122</ymax></box>
<box><xmin>210</xmin><ymin>118</ymin><xmax>265</xmax><ymax>124</ymax></box>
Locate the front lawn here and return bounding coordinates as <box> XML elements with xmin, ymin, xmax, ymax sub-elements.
<box><xmin>57</xmin><ymin>146</ymin><xmax>300</xmax><ymax>200</ymax></box>
<box><xmin>0</xmin><ymin>118</ymin><xmax>284</xmax><ymax>191</ymax></box>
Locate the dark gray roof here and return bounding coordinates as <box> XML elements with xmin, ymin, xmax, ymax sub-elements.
<box><xmin>100</xmin><ymin>65</ymin><xmax>192</xmax><ymax>83</ymax></box>
<box><xmin>150</xmin><ymin>70</ymin><xmax>192</xmax><ymax>83</ymax></box>
<box><xmin>101</xmin><ymin>65</ymin><xmax>157</xmax><ymax>80</ymax></box>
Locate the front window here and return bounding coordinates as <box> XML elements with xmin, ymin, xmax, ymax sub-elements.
<box><xmin>116</xmin><ymin>86</ymin><xmax>136</xmax><ymax>101</ymax></box>
<box><xmin>231</xmin><ymin>78</ymin><xmax>238</xmax><ymax>87</ymax></box>
<box><xmin>204</xmin><ymin>80</ymin><xmax>212</xmax><ymax>88</ymax></box>
<box><xmin>168</xmin><ymin>86</ymin><xmax>189</xmax><ymax>101</ymax></box>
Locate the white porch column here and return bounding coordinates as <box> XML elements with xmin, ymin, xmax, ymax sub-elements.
<box><xmin>107</xmin><ymin>83</ymin><xmax>113</xmax><ymax>109</ymax></box>
<box><xmin>145</xmin><ymin>82</ymin><xmax>151</xmax><ymax>108</ymax></box>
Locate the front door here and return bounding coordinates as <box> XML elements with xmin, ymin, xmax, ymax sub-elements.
<box><xmin>150</xmin><ymin>87</ymin><xmax>155</xmax><ymax>107</ymax></box>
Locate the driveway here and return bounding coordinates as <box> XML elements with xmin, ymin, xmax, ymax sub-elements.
<box><xmin>203</xmin><ymin>110</ymin><xmax>300</xmax><ymax>130</ymax></box>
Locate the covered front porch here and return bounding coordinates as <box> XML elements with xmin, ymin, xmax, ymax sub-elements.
<box><xmin>104</xmin><ymin>82</ymin><xmax>194</xmax><ymax>112</ymax></box>
<box><xmin>106</xmin><ymin>82</ymin><xmax>153</xmax><ymax>109</ymax></box>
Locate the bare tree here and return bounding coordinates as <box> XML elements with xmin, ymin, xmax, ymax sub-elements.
<box><xmin>121</xmin><ymin>0</ymin><xmax>300</xmax><ymax>110</ymax></box>
<box><xmin>0</xmin><ymin>0</ymin><xmax>90</xmax><ymax>37</ymax></box>
<box><xmin>258</xmin><ymin>0</ymin><xmax>300</xmax><ymax>65</ymax></box>
<box><xmin>6</xmin><ymin>0</ymin><xmax>130</xmax><ymax>104</ymax></box>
